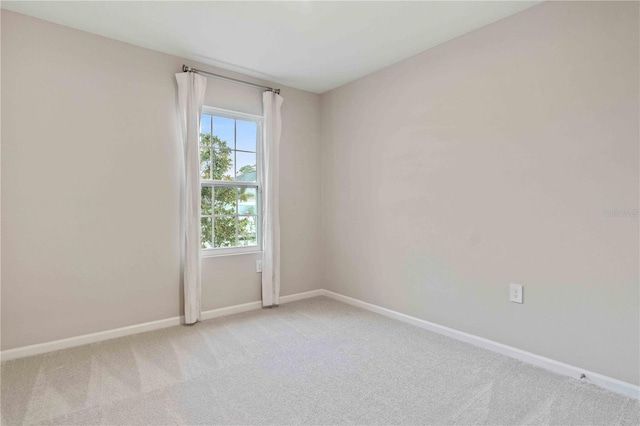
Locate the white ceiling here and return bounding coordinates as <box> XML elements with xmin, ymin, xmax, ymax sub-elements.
<box><xmin>2</xmin><ymin>1</ymin><xmax>540</xmax><ymax>93</ymax></box>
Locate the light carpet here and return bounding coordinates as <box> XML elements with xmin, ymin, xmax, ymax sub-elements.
<box><xmin>1</xmin><ymin>296</ymin><xmax>638</xmax><ymax>425</ymax></box>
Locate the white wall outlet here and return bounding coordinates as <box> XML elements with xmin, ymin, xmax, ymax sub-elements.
<box><xmin>509</xmin><ymin>283</ymin><xmax>523</xmax><ymax>303</ymax></box>
<box><xmin>256</xmin><ymin>260</ymin><xmax>262</xmax><ymax>273</ymax></box>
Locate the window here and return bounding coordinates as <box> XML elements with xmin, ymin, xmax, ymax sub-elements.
<box><xmin>200</xmin><ymin>107</ymin><xmax>261</xmax><ymax>256</ymax></box>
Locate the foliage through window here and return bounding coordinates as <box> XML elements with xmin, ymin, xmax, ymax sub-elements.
<box><xmin>200</xmin><ymin>108</ymin><xmax>260</xmax><ymax>252</ymax></box>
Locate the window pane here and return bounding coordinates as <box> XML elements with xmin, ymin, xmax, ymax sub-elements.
<box><xmin>201</xmin><ymin>186</ymin><xmax>212</xmax><ymax>215</ymax></box>
<box><xmin>200</xmin><ymin>148</ymin><xmax>212</xmax><ymax>179</ymax></box>
<box><xmin>214</xmin><ymin>186</ymin><xmax>236</xmax><ymax>215</ymax></box>
<box><xmin>238</xmin><ymin>187</ymin><xmax>257</xmax><ymax>216</ymax></box>
<box><xmin>200</xmin><ymin>133</ymin><xmax>214</xmax><ymax>147</ymax></box>
<box><xmin>212</xmin><ymin>149</ymin><xmax>234</xmax><ymax>180</ymax></box>
<box><xmin>214</xmin><ymin>215</ymin><xmax>236</xmax><ymax>248</ymax></box>
<box><xmin>236</xmin><ymin>120</ymin><xmax>257</xmax><ymax>152</ymax></box>
<box><xmin>201</xmin><ymin>217</ymin><xmax>212</xmax><ymax>249</ymax></box>
<box><xmin>236</xmin><ymin>151</ymin><xmax>256</xmax><ymax>182</ymax></box>
<box><xmin>200</xmin><ymin>114</ymin><xmax>211</xmax><ymax>143</ymax></box>
<box><xmin>238</xmin><ymin>216</ymin><xmax>257</xmax><ymax>246</ymax></box>
<box><xmin>213</xmin><ymin>116</ymin><xmax>235</xmax><ymax>150</ymax></box>
<box><xmin>199</xmin><ymin>113</ymin><xmax>261</xmax><ymax>251</ymax></box>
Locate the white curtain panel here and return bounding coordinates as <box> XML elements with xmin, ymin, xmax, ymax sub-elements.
<box><xmin>261</xmin><ymin>91</ymin><xmax>284</xmax><ymax>307</ymax></box>
<box><xmin>175</xmin><ymin>72</ymin><xmax>207</xmax><ymax>324</ymax></box>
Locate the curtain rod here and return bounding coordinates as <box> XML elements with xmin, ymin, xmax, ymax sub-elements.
<box><xmin>182</xmin><ymin>65</ymin><xmax>280</xmax><ymax>95</ymax></box>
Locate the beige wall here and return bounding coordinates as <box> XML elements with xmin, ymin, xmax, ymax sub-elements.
<box><xmin>2</xmin><ymin>1</ymin><xmax>638</xmax><ymax>387</ymax></box>
<box><xmin>1</xmin><ymin>10</ymin><xmax>321</xmax><ymax>350</ymax></box>
<box><xmin>320</xmin><ymin>1</ymin><xmax>639</xmax><ymax>385</ymax></box>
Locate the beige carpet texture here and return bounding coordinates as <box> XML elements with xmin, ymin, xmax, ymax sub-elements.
<box><xmin>1</xmin><ymin>297</ymin><xmax>639</xmax><ymax>425</ymax></box>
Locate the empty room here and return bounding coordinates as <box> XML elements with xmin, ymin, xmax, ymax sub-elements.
<box><xmin>1</xmin><ymin>1</ymin><xmax>638</xmax><ymax>425</ymax></box>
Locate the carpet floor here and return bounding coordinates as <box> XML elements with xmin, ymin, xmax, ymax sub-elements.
<box><xmin>1</xmin><ymin>296</ymin><xmax>638</xmax><ymax>425</ymax></box>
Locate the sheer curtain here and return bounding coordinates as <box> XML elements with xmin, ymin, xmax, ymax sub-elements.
<box><xmin>261</xmin><ymin>91</ymin><xmax>284</xmax><ymax>307</ymax></box>
<box><xmin>175</xmin><ymin>72</ymin><xmax>207</xmax><ymax>324</ymax></box>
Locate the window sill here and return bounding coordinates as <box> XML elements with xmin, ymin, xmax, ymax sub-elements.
<box><xmin>201</xmin><ymin>248</ymin><xmax>262</xmax><ymax>258</ymax></box>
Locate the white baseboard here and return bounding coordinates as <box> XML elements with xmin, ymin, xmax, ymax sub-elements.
<box><xmin>199</xmin><ymin>289</ymin><xmax>324</xmax><ymax>321</ymax></box>
<box><xmin>0</xmin><ymin>316</ymin><xmax>183</xmax><ymax>362</ymax></box>
<box><xmin>0</xmin><ymin>289</ymin><xmax>323</xmax><ymax>362</ymax></box>
<box><xmin>280</xmin><ymin>289</ymin><xmax>325</xmax><ymax>304</ymax></box>
<box><xmin>320</xmin><ymin>289</ymin><xmax>640</xmax><ymax>400</ymax></box>
<box><xmin>2</xmin><ymin>288</ymin><xmax>637</xmax><ymax>400</ymax></box>
<box><xmin>200</xmin><ymin>301</ymin><xmax>262</xmax><ymax>321</ymax></box>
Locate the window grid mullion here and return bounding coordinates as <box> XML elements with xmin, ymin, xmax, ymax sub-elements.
<box><xmin>208</xmin><ymin>114</ymin><xmax>213</xmax><ymax>180</ymax></box>
<box><xmin>235</xmin><ymin>188</ymin><xmax>239</xmax><ymax>246</ymax></box>
<box><xmin>202</xmin><ymin>181</ymin><xmax>257</xmax><ymax>188</ymax></box>
<box><xmin>234</xmin><ymin>119</ymin><xmax>238</xmax><ymax>246</ymax></box>
<box><xmin>211</xmin><ymin>182</ymin><xmax>216</xmax><ymax>248</ymax></box>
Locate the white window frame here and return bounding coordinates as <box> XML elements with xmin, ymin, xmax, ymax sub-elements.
<box><xmin>200</xmin><ymin>106</ymin><xmax>263</xmax><ymax>258</ymax></box>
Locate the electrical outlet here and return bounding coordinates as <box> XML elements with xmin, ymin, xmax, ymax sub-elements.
<box><xmin>256</xmin><ymin>260</ymin><xmax>262</xmax><ymax>273</ymax></box>
<box><xmin>509</xmin><ymin>283</ymin><xmax>523</xmax><ymax>303</ymax></box>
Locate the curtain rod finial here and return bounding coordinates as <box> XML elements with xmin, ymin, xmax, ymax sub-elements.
<box><xmin>182</xmin><ymin>64</ymin><xmax>191</xmax><ymax>73</ymax></box>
